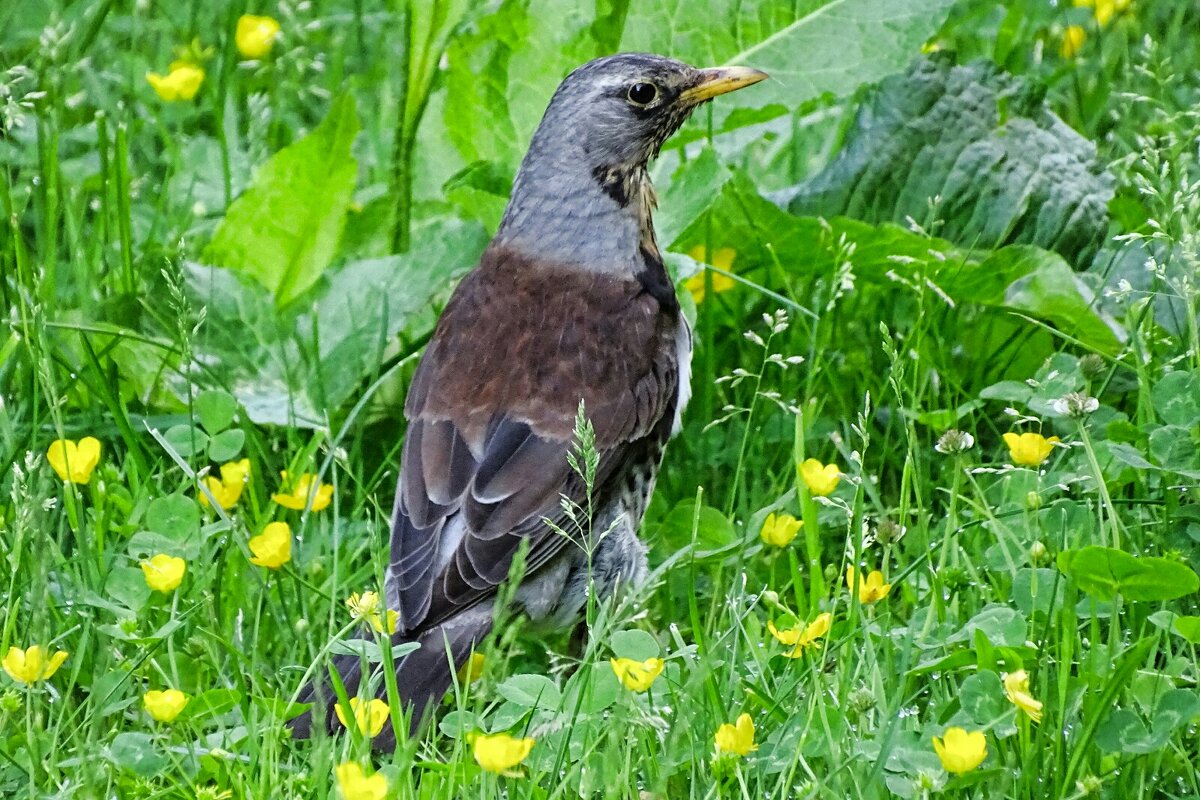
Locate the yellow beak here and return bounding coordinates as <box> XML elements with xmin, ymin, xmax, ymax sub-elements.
<box><xmin>679</xmin><ymin>66</ymin><xmax>768</xmax><ymax>104</ymax></box>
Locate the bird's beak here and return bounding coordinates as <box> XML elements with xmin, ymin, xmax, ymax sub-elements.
<box><xmin>680</xmin><ymin>66</ymin><xmax>768</xmax><ymax>105</ymax></box>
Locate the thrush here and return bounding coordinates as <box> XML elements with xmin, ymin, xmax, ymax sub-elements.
<box><xmin>293</xmin><ymin>53</ymin><xmax>765</xmax><ymax>748</ymax></box>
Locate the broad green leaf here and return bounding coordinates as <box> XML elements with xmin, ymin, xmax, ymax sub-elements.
<box><xmin>163</xmin><ymin>424</ymin><xmax>208</xmax><ymax>458</ymax></box>
<box><xmin>656</xmin><ymin>500</ymin><xmax>737</xmax><ymax>550</ymax></box>
<box><xmin>186</xmin><ymin>216</ymin><xmax>486</xmax><ymax>426</ymax></box>
<box><xmin>145</xmin><ymin>494</ymin><xmax>200</xmax><ymax>539</ymax></box>
<box><xmin>105</xmin><ymin>732</ymin><xmax>167</xmax><ymax>777</ymax></box>
<box><xmin>1057</xmin><ymin>546</ymin><xmax>1200</xmax><ymax>602</ymax></box>
<box><xmin>1095</xmin><ymin>691</ymin><xmax>1200</xmax><ymax>755</ymax></box>
<box><xmin>626</xmin><ymin>0</ymin><xmax>956</xmax><ymax>126</ymax></box>
<box><xmin>1171</xmin><ymin>616</ymin><xmax>1200</xmax><ymax>644</ymax></box>
<box><xmin>444</xmin><ymin>0</ymin><xmax>954</xmax><ymax>179</ymax></box>
<box><xmin>671</xmin><ymin>170</ymin><xmax>1122</xmax><ymax>353</ymax></box>
<box><xmin>947</xmin><ymin>605</ymin><xmax>1027</xmax><ymax>648</ymax></box>
<box><xmin>183</xmin><ymin>688</ymin><xmax>242</xmax><ymax>721</ymax></box>
<box><xmin>784</xmin><ymin>56</ymin><xmax>1114</xmax><ymax>266</ymax></box>
<box><xmin>207</xmin><ymin>428</ymin><xmax>245</xmax><ymax>462</ymax></box>
<box><xmin>194</xmin><ymin>389</ymin><xmax>237</xmax><ymax>435</ymax></box>
<box><xmin>104</xmin><ymin>566</ymin><xmax>151</xmax><ymax>612</ymax></box>
<box><xmin>610</xmin><ymin>629</ymin><xmax>660</xmax><ymax>660</ymax></box>
<box><xmin>958</xmin><ymin>671</ymin><xmax>1016</xmax><ymax>736</ymax></box>
<box><xmin>1152</xmin><ymin>370</ymin><xmax>1200</xmax><ymax>426</ymax></box>
<box><xmin>496</xmin><ymin>673</ymin><xmax>561</xmax><ymax>709</ymax></box>
<box><xmin>204</xmin><ymin>94</ymin><xmax>361</xmax><ymax>307</ymax></box>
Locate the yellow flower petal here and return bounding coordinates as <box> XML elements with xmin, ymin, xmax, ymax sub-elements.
<box><xmin>799</xmin><ymin>458</ymin><xmax>840</xmax><ymax>496</ymax></box>
<box><xmin>47</xmin><ymin>437</ymin><xmax>101</xmax><ymax>484</ymax></box>
<box><xmin>457</xmin><ymin>652</ymin><xmax>486</xmax><ymax>684</ymax></box>
<box><xmin>470</xmin><ymin>731</ymin><xmax>535</xmax><ymax>774</ymax></box>
<box><xmin>272</xmin><ymin>471</ymin><xmax>333</xmax><ymax>511</ymax></box>
<box><xmin>2</xmin><ymin>645</ymin><xmax>69</xmax><ymax>684</ymax></box>
<box><xmin>932</xmin><ymin>727</ymin><xmax>987</xmax><ymax>774</ymax></box>
<box><xmin>775</xmin><ymin>612</ymin><xmax>832</xmax><ymax>658</ymax></box>
<box><xmin>236</xmin><ymin>14</ymin><xmax>281</xmax><ymax>59</ymax></box>
<box><xmin>609</xmin><ymin>656</ymin><xmax>664</xmax><ymax>692</ymax></box>
<box><xmin>1002</xmin><ymin>432</ymin><xmax>1059</xmax><ymax>467</ymax></box>
<box><xmin>140</xmin><ymin>554</ymin><xmax>186</xmax><ymax>593</ymax></box>
<box><xmin>146</xmin><ymin>63</ymin><xmax>205</xmax><ymax>101</ymax></box>
<box><xmin>334</xmin><ymin>762</ymin><xmax>389</xmax><ymax>800</ymax></box>
<box><xmin>846</xmin><ymin>567</ymin><xmax>892</xmax><ymax>604</ymax></box>
<box><xmin>143</xmin><ymin>688</ymin><xmax>189</xmax><ymax>722</ymax></box>
<box><xmin>335</xmin><ymin>697</ymin><xmax>390</xmax><ymax>737</ymax></box>
<box><xmin>1003</xmin><ymin>670</ymin><xmax>1044</xmax><ymax>723</ymax></box>
<box><xmin>248</xmin><ymin>521</ymin><xmax>292</xmax><ymax>569</ymax></box>
<box><xmin>760</xmin><ymin>512</ymin><xmax>802</xmax><ymax>548</ymax></box>
<box><xmin>714</xmin><ymin>712</ymin><xmax>757</xmax><ymax>757</ymax></box>
<box><xmin>1059</xmin><ymin>25</ymin><xmax>1087</xmax><ymax>58</ymax></box>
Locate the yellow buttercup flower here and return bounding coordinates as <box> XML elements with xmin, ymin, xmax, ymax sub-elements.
<box><xmin>272</xmin><ymin>471</ymin><xmax>333</xmax><ymax>511</ymax></box>
<box><xmin>714</xmin><ymin>713</ymin><xmax>757</xmax><ymax>757</ymax></box>
<box><xmin>684</xmin><ymin>245</ymin><xmax>737</xmax><ymax>303</ymax></box>
<box><xmin>141</xmin><ymin>554</ymin><xmax>186</xmax><ymax>593</ymax></box>
<box><xmin>1059</xmin><ymin>25</ymin><xmax>1087</xmax><ymax>58</ymax></box>
<box><xmin>3</xmin><ymin>645</ymin><xmax>69</xmax><ymax>685</ymax></box>
<box><xmin>610</xmin><ymin>656</ymin><xmax>664</xmax><ymax>692</ymax></box>
<box><xmin>799</xmin><ymin>458</ymin><xmax>840</xmax><ymax>496</ymax></box>
<box><xmin>47</xmin><ymin>437</ymin><xmax>101</xmax><ymax>484</ymax></box>
<box><xmin>368</xmin><ymin>609</ymin><xmax>399</xmax><ymax>635</ymax></box>
<box><xmin>1004</xmin><ymin>670</ymin><xmax>1044</xmax><ymax>723</ymax></box>
<box><xmin>470</xmin><ymin>731</ymin><xmax>535</xmax><ymax>774</ymax></box>
<box><xmin>457</xmin><ymin>652</ymin><xmax>486</xmax><ymax>684</ymax></box>
<box><xmin>1074</xmin><ymin>0</ymin><xmax>1130</xmax><ymax>27</ymax></box>
<box><xmin>346</xmin><ymin>591</ymin><xmax>381</xmax><ymax>621</ymax></box>
<box><xmin>235</xmin><ymin>14</ymin><xmax>281</xmax><ymax>59</ymax></box>
<box><xmin>248</xmin><ymin>521</ymin><xmax>292</xmax><ymax>569</ymax></box>
<box><xmin>769</xmin><ymin>612</ymin><xmax>832</xmax><ymax>657</ymax></box>
<box><xmin>846</xmin><ymin>567</ymin><xmax>892</xmax><ymax>604</ymax></box>
<box><xmin>334</xmin><ymin>762</ymin><xmax>388</xmax><ymax>800</ymax></box>
<box><xmin>146</xmin><ymin>61</ymin><xmax>205</xmax><ymax>102</ymax></box>
<box><xmin>201</xmin><ymin>458</ymin><xmax>250</xmax><ymax>509</ymax></box>
<box><xmin>143</xmin><ymin>688</ymin><xmax>189</xmax><ymax>722</ymax></box>
<box><xmin>932</xmin><ymin>727</ymin><xmax>987</xmax><ymax>774</ymax></box>
<box><xmin>759</xmin><ymin>512</ymin><xmax>802</xmax><ymax>548</ymax></box>
<box><xmin>1002</xmin><ymin>432</ymin><xmax>1059</xmax><ymax>467</ymax></box>
<box><xmin>335</xmin><ymin>697</ymin><xmax>390</xmax><ymax>738</ymax></box>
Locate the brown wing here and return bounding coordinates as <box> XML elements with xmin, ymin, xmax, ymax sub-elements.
<box><xmin>385</xmin><ymin>245</ymin><xmax>681</xmax><ymax>635</ymax></box>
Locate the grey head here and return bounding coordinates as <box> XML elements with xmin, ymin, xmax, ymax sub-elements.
<box><xmin>495</xmin><ymin>53</ymin><xmax>766</xmax><ymax>275</ymax></box>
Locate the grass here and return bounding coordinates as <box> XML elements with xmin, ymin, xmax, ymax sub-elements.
<box><xmin>3</xmin><ymin>0</ymin><xmax>1200</xmax><ymax>798</ymax></box>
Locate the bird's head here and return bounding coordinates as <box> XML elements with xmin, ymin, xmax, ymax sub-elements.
<box><xmin>539</xmin><ymin>53</ymin><xmax>767</xmax><ymax>182</ymax></box>
<box><xmin>497</xmin><ymin>54</ymin><xmax>766</xmax><ymax>273</ymax></box>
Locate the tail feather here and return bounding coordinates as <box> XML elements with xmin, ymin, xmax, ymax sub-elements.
<box><xmin>290</xmin><ymin>607</ymin><xmax>493</xmax><ymax>750</ymax></box>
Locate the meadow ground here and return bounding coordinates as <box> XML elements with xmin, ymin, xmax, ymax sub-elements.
<box><xmin>3</xmin><ymin>1</ymin><xmax>1200</xmax><ymax>797</ymax></box>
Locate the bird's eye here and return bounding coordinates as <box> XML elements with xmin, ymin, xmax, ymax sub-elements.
<box><xmin>626</xmin><ymin>82</ymin><xmax>659</xmax><ymax>106</ymax></box>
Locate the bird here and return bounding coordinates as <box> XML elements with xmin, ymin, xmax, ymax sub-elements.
<box><xmin>292</xmin><ymin>52</ymin><xmax>766</xmax><ymax>748</ymax></box>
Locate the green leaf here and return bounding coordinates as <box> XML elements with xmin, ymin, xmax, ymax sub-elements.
<box><xmin>1095</xmin><ymin>691</ymin><xmax>1200</xmax><ymax>755</ymax></box>
<box><xmin>163</xmin><ymin>424</ymin><xmax>208</xmax><ymax>458</ymax></box>
<box><xmin>496</xmin><ymin>674</ymin><xmax>561</xmax><ymax>709</ymax></box>
<box><xmin>1151</xmin><ymin>370</ymin><xmax>1200</xmax><ymax>426</ymax></box>
<box><xmin>145</xmin><ymin>494</ymin><xmax>200</xmax><ymax>539</ymax></box>
<box><xmin>947</xmin><ymin>605</ymin><xmax>1027</xmax><ymax>648</ymax></box>
<box><xmin>657</xmin><ymin>500</ymin><xmax>737</xmax><ymax>551</ymax></box>
<box><xmin>625</xmin><ymin>0</ymin><xmax>957</xmax><ymax>127</ymax></box>
<box><xmin>784</xmin><ymin>56</ymin><xmax>1114</xmax><ymax>266</ymax></box>
<box><xmin>105</xmin><ymin>732</ymin><xmax>167</xmax><ymax>777</ymax></box>
<box><xmin>958</xmin><ymin>671</ymin><xmax>1016</xmax><ymax>736</ymax></box>
<box><xmin>1057</xmin><ymin>546</ymin><xmax>1200</xmax><ymax>602</ymax></box>
<box><xmin>194</xmin><ymin>389</ymin><xmax>237</xmax><ymax>434</ymax></box>
<box><xmin>206</xmin><ymin>428</ymin><xmax>245</xmax><ymax>462</ymax></box>
<box><xmin>1011</xmin><ymin>568</ymin><xmax>1064</xmax><ymax>619</ymax></box>
<box><xmin>183</xmin><ymin>688</ymin><xmax>242</xmax><ymax>721</ymax></box>
<box><xmin>204</xmin><ymin>94</ymin><xmax>361</xmax><ymax>307</ymax></box>
<box><xmin>671</xmin><ymin>172</ymin><xmax>1122</xmax><ymax>353</ymax></box>
<box><xmin>187</xmin><ymin>215</ymin><xmax>485</xmax><ymax>426</ymax></box>
<box><xmin>609</xmin><ymin>630</ymin><xmax>660</xmax><ymax>660</ymax></box>
<box><xmin>104</xmin><ymin>566</ymin><xmax>151</xmax><ymax>613</ymax></box>
<box><xmin>1172</xmin><ymin>616</ymin><xmax>1200</xmax><ymax>644</ymax></box>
